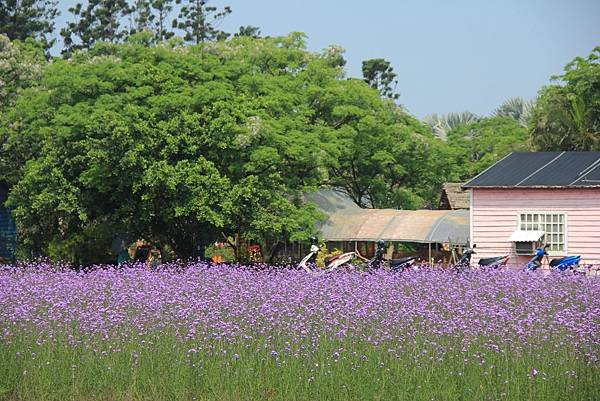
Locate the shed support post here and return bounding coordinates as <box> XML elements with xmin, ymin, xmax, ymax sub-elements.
<box><xmin>428</xmin><ymin>243</ymin><xmax>432</xmax><ymax>265</ymax></box>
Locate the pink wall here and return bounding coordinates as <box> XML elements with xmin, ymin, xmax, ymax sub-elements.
<box><xmin>471</xmin><ymin>188</ymin><xmax>600</xmax><ymax>266</ymax></box>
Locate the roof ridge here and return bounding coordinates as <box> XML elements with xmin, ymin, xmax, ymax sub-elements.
<box><xmin>462</xmin><ymin>152</ymin><xmax>514</xmax><ymax>188</ymax></box>
<box><xmin>514</xmin><ymin>152</ymin><xmax>565</xmax><ymax>187</ymax></box>
<box><xmin>463</xmin><ymin>151</ymin><xmax>600</xmax><ymax>188</ymax></box>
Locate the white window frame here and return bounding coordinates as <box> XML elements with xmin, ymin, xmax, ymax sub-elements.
<box><xmin>517</xmin><ymin>211</ymin><xmax>568</xmax><ymax>256</ymax></box>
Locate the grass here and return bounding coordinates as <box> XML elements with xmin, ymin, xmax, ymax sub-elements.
<box><xmin>1</xmin><ymin>330</ymin><xmax>598</xmax><ymax>401</ymax></box>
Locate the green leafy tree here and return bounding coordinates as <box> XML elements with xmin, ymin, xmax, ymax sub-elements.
<box><xmin>0</xmin><ymin>35</ymin><xmax>45</xmax><ymax>111</ymax></box>
<box><xmin>321</xmin><ymin>44</ymin><xmax>346</xmax><ymax>68</ymax></box>
<box><xmin>131</xmin><ymin>0</ymin><xmax>176</xmax><ymax>42</ymax></box>
<box><xmin>362</xmin><ymin>58</ymin><xmax>399</xmax><ymax>100</ymax></box>
<box><xmin>234</xmin><ymin>25</ymin><xmax>261</xmax><ymax>38</ymax></box>
<box><xmin>313</xmin><ymin>77</ymin><xmax>454</xmax><ymax>209</ymax></box>
<box><xmin>0</xmin><ymin>0</ymin><xmax>59</xmax><ymax>51</ymax></box>
<box><xmin>0</xmin><ymin>34</ymin><xmax>45</xmax><ymax>222</ymax></box>
<box><xmin>60</xmin><ymin>0</ymin><xmax>132</xmax><ymax>56</ymax></box>
<box><xmin>1</xmin><ymin>33</ymin><xmax>466</xmax><ymax>262</ymax></box>
<box><xmin>447</xmin><ymin>116</ymin><xmax>530</xmax><ymax>180</ymax></box>
<box><xmin>173</xmin><ymin>0</ymin><xmax>232</xmax><ymax>44</ymax></box>
<box><xmin>1</xmin><ymin>35</ymin><xmax>331</xmax><ymax>263</ymax></box>
<box><xmin>529</xmin><ymin>46</ymin><xmax>600</xmax><ymax>151</ymax></box>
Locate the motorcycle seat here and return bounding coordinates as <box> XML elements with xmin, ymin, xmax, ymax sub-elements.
<box><xmin>324</xmin><ymin>254</ymin><xmax>346</xmax><ymax>264</ymax></box>
<box><xmin>390</xmin><ymin>256</ymin><xmax>415</xmax><ymax>267</ymax></box>
<box><xmin>478</xmin><ymin>256</ymin><xmax>506</xmax><ymax>266</ymax></box>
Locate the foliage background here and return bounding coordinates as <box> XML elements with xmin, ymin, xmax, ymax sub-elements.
<box><xmin>0</xmin><ymin>2</ymin><xmax>598</xmax><ymax>263</ymax></box>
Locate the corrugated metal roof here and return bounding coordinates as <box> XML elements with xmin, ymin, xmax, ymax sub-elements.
<box><xmin>426</xmin><ymin>210</ymin><xmax>470</xmax><ymax>244</ymax></box>
<box><xmin>308</xmin><ymin>189</ymin><xmax>469</xmax><ymax>244</ymax></box>
<box><xmin>303</xmin><ymin>189</ymin><xmax>360</xmax><ymax>213</ymax></box>
<box><xmin>463</xmin><ymin>152</ymin><xmax>600</xmax><ymax>188</ymax></box>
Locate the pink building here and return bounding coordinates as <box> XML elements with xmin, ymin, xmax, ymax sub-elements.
<box><xmin>463</xmin><ymin>152</ymin><xmax>600</xmax><ymax>266</ymax></box>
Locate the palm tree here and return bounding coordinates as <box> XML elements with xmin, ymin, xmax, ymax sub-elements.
<box><xmin>423</xmin><ymin>111</ymin><xmax>479</xmax><ymax>140</ymax></box>
<box><xmin>494</xmin><ymin>97</ymin><xmax>536</xmax><ymax>128</ymax></box>
<box><xmin>569</xmin><ymin>96</ymin><xmax>600</xmax><ymax>150</ymax></box>
<box><xmin>529</xmin><ymin>92</ymin><xmax>599</xmax><ymax>151</ymax></box>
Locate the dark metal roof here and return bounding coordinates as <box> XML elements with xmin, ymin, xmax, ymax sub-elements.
<box><xmin>463</xmin><ymin>152</ymin><xmax>600</xmax><ymax>188</ymax></box>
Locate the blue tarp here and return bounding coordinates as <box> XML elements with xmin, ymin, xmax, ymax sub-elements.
<box><xmin>0</xmin><ymin>185</ymin><xmax>16</xmax><ymax>260</ymax></box>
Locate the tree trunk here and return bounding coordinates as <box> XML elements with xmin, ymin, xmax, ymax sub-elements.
<box><xmin>262</xmin><ymin>240</ymin><xmax>282</xmax><ymax>264</ymax></box>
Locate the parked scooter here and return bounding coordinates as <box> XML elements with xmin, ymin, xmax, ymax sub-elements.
<box><xmin>524</xmin><ymin>245</ymin><xmax>549</xmax><ymax>272</ymax></box>
<box><xmin>478</xmin><ymin>255</ymin><xmax>510</xmax><ymax>268</ymax></box>
<box><xmin>524</xmin><ymin>245</ymin><xmax>585</xmax><ymax>273</ymax></box>
<box><xmin>371</xmin><ymin>240</ymin><xmax>417</xmax><ymax>272</ymax></box>
<box><xmin>298</xmin><ymin>237</ymin><xmax>368</xmax><ymax>273</ymax></box>
<box><xmin>298</xmin><ymin>237</ymin><xmax>321</xmax><ymax>273</ymax></box>
<box><xmin>323</xmin><ymin>250</ymin><xmax>368</xmax><ymax>271</ymax></box>
<box><xmin>324</xmin><ymin>240</ymin><xmax>417</xmax><ymax>272</ymax></box>
<box><xmin>549</xmin><ymin>255</ymin><xmax>582</xmax><ymax>272</ymax></box>
<box><xmin>455</xmin><ymin>244</ymin><xmax>508</xmax><ymax>271</ymax></box>
<box><xmin>298</xmin><ymin>236</ymin><xmax>369</xmax><ymax>273</ymax></box>
<box><xmin>455</xmin><ymin>245</ymin><xmax>476</xmax><ymax>271</ymax></box>
<box><xmin>390</xmin><ymin>257</ymin><xmax>418</xmax><ymax>272</ymax></box>
<box><xmin>298</xmin><ymin>239</ymin><xmax>416</xmax><ymax>273</ymax></box>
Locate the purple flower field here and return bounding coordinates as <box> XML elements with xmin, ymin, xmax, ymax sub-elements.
<box><xmin>0</xmin><ymin>263</ymin><xmax>599</xmax><ymax>401</ymax></box>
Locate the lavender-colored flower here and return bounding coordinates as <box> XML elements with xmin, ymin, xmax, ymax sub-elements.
<box><xmin>0</xmin><ymin>261</ymin><xmax>598</xmax><ymax>398</ymax></box>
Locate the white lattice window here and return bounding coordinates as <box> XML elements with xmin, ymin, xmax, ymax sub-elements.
<box><xmin>518</xmin><ymin>212</ymin><xmax>567</xmax><ymax>252</ymax></box>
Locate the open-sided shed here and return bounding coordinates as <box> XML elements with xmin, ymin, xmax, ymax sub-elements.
<box><xmin>305</xmin><ymin>190</ymin><xmax>470</xmax><ymax>245</ymax></box>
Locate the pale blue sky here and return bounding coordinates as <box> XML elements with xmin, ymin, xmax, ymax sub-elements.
<box><xmin>52</xmin><ymin>0</ymin><xmax>600</xmax><ymax>118</ymax></box>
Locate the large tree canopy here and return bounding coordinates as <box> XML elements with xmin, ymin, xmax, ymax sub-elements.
<box><xmin>0</xmin><ymin>34</ymin><xmax>337</xmax><ymax>263</ymax></box>
<box><xmin>0</xmin><ymin>34</ymin><xmax>456</xmax><ymax>263</ymax></box>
